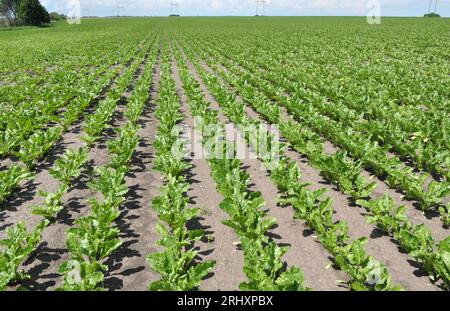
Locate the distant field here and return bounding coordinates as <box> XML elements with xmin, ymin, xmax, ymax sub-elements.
<box><xmin>0</xmin><ymin>17</ymin><xmax>449</xmax><ymax>291</ymax></box>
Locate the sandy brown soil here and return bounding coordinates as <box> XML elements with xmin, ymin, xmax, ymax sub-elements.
<box><xmin>171</xmin><ymin>59</ymin><xmax>246</xmax><ymax>291</ymax></box>
<box><xmin>177</xmin><ymin>52</ymin><xmax>351</xmax><ymax>291</ymax></box>
<box><xmin>0</xmin><ymin>47</ymin><xmax>152</xmax><ymax>238</ymax></box>
<box><xmin>2</xmin><ymin>47</ymin><xmax>154</xmax><ymax>291</ymax></box>
<box><xmin>11</xmin><ymin>84</ymin><xmax>132</xmax><ymax>291</ymax></box>
<box><xmin>1</xmin><ymin>41</ymin><xmax>447</xmax><ymax>292</ymax></box>
<box><xmin>188</xmin><ymin>50</ymin><xmax>443</xmax><ymax>291</ymax></box>
<box><xmin>0</xmin><ymin>49</ymin><xmax>142</xmax><ymax>171</ymax></box>
<box><xmin>104</xmin><ymin>56</ymin><xmax>163</xmax><ymax>291</ymax></box>
<box><xmin>211</xmin><ymin>57</ymin><xmax>448</xmax><ymax>234</ymax></box>
<box><xmin>210</xmin><ymin>54</ymin><xmax>449</xmax><ymax>233</ymax></box>
<box><xmin>277</xmin><ymin>101</ymin><xmax>448</xmax><ymax>240</ymax></box>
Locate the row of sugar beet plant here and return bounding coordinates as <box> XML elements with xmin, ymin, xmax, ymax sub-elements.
<box><xmin>0</xmin><ymin>39</ymin><xmax>148</xmax><ymax>207</ymax></box>
<box><xmin>199</xmin><ymin>25</ymin><xmax>449</xmax><ymax>180</ymax></box>
<box><xmin>58</xmin><ymin>39</ymin><xmax>158</xmax><ymax>290</ymax></box>
<box><xmin>0</xmin><ymin>34</ymin><xmax>158</xmax><ymax>291</ymax></box>
<box><xmin>198</xmin><ymin>35</ymin><xmax>450</xmax><ymax>227</ymax></box>
<box><xmin>173</xmin><ymin>37</ymin><xmax>402</xmax><ymax>291</ymax></box>
<box><xmin>179</xmin><ymin>33</ymin><xmax>449</xmax><ymax>290</ymax></box>
<box><xmin>171</xmin><ymin>42</ymin><xmax>309</xmax><ymax>291</ymax></box>
<box><xmin>145</xmin><ymin>42</ymin><xmax>216</xmax><ymax>290</ymax></box>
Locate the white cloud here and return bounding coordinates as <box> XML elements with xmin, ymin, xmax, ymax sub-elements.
<box><xmin>39</xmin><ymin>0</ymin><xmax>429</xmax><ymax>15</ymax></box>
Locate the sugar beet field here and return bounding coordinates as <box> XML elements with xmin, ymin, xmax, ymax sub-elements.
<box><xmin>0</xmin><ymin>17</ymin><xmax>449</xmax><ymax>292</ymax></box>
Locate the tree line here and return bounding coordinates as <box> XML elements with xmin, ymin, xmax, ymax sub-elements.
<box><xmin>0</xmin><ymin>0</ymin><xmax>58</xmax><ymax>26</ymax></box>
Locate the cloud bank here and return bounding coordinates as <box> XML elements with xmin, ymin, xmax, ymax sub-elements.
<box><xmin>39</xmin><ymin>0</ymin><xmax>445</xmax><ymax>17</ymax></box>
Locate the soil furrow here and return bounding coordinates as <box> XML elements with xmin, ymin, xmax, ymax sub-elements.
<box><xmin>0</xmin><ymin>48</ymin><xmax>142</xmax><ymax>170</ymax></box>
<box><xmin>180</xmin><ymin>49</ymin><xmax>349</xmax><ymax>291</ymax></box>
<box><xmin>208</xmin><ymin>55</ymin><xmax>448</xmax><ymax>235</ymax></box>
<box><xmin>4</xmin><ymin>46</ymin><xmax>154</xmax><ymax>291</ymax></box>
<box><xmin>104</xmin><ymin>55</ymin><xmax>163</xmax><ymax>291</ymax></box>
<box><xmin>171</xmin><ymin>59</ymin><xmax>246</xmax><ymax>291</ymax></box>
<box><xmin>0</xmin><ymin>46</ymin><xmax>153</xmax><ymax>234</ymax></box>
<box><xmin>192</xmin><ymin>53</ymin><xmax>441</xmax><ymax>291</ymax></box>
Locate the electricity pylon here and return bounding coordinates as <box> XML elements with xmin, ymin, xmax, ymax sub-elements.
<box><xmin>170</xmin><ymin>1</ymin><xmax>180</xmax><ymax>16</ymax></box>
<box><xmin>428</xmin><ymin>0</ymin><xmax>438</xmax><ymax>13</ymax></box>
<box><xmin>115</xmin><ymin>6</ymin><xmax>124</xmax><ymax>17</ymax></box>
<box><xmin>256</xmin><ymin>0</ymin><xmax>266</xmax><ymax>16</ymax></box>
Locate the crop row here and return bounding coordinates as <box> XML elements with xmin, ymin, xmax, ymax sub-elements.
<box><xmin>146</xmin><ymin>45</ymin><xmax>215</xmax><ymax>290</ymax></box>
<box><xmin>0</xmin><ymin>39</ymin><xmax>160</xmax><ymax>291</ymax></box>
<box><xmin>172</xmin><ymin>45</ymin><xmax>308</xmax><ymax>291</ymax></box>
<box><xmin>197</xmin><ymin>40</ymin><xmax>450</xmax><ymax>218</ymax></box>
<box><xmin>50</xmin><ymin>41</ymin><xmax>158</xmax><ymax>291</ymax></box>
<box><xmin>196</xmin><ymin>29</ymin><xmax>448</xmax><ymax>160</ymax></box>
<box><xmin>194</xmin><ymin>42</ymin><xmax>450</xmax><ymax>228</ymax></box>
<box><xmin>0</xmin><ymin>38</ymin><xmax>151</xmax><ymax>158</ymax></box>
<box><xmin>0</xmin><ymin>40</ymin><xmax>153</xmax><ymax>209</ymax></box>
<box><xmin>176</xmin><ymin>40</ymin><xmax>449</xmax><ymax>290</ymax></box>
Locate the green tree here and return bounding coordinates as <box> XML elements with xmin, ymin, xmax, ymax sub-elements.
<box><xmin>424</xmin><ymin>12</ymin><xmax>440</xmax><ymax>18</ymax></box>
<box><xmin>49</xmin><ymin>12</ymin><xmax>60</xmax><ymax>21</ymax></box>
<box><xmin>18</xmin><ymin>0</ymin><xmax>50</xmax><ymax>26</ymax></box>
<box><xmin>49</xmin><ymin>12</ymin><xmax>65</xmax><ymax>21</ymax></box>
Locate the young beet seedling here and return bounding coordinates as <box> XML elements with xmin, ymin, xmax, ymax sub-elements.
<box><xmin>30</xmin><ymin>184</ymin><xmax>69</xmax><ymax>222</ymax></box>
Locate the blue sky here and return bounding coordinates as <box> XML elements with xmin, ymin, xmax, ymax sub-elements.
<box><xmin>40</xmin><ymin>0</ymin><xmax>450</xmax><ymax>17</ymax></box>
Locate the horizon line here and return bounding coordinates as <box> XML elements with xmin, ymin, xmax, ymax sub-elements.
<box><xmin>76</xmin><ymin>15</ymin><xmax>449</xmax><ymax>18</ymax></box>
